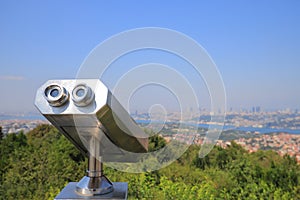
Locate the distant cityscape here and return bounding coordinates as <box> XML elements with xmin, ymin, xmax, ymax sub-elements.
<box><xmin>135</xmin><ymin>108</ymin><xmax>300</xmax><ymax>163</ymax></box>
<box><xmin>1</xmin><ymin>108</ymin><xmax>299</xmax><ymax>163</ymax></box>
<box><xmin>0</xmin><ymin>119</ymin><xmax>48</xmax><ymax>134</ymax></box>
<box><xmin>133</xmin><ymin>108</ymin><xmax>300</xmax><ymax>131</ymax></box>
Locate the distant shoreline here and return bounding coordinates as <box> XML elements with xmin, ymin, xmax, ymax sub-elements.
<box><xmin>0</xmin><ymin>115</ymin><xmax>46</xmax><ymax>121</ymax></box>
<box><xmin>136</xmin><ymin>119</ymin><xmax>300</xmax><ymax>135</ymax></box>
<box><xmin>1</xmin><ymin>115</ymin><xmax>299</xmax><ymax>135</ymax></box>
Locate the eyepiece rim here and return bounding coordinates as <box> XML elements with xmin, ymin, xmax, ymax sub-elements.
<box><xmin>72</xmin><ymin>83</ymin><xmax>95</xmax><ymax>107</ymax></box>
<box><xmin>44</xmin><ymin>84</ymin><xmax>69</xmax><ymax>107</ymax></box>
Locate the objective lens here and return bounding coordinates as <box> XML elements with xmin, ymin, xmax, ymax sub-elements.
<box><xmin>72</xmin><ymin>84</ymin><xmax>94</xmax><ymax>107</ymax></box>
<box><xmin>76</xmin><ymin>88</ymin><xmax>85</xmax><ymax>97</ymax></box>
<box><xmin>50</xmin><ymin>89</ymin><xmax>59</xmax><ymax>97</ymax></box>
<box><xmin>44</xmin><ymin>84</ymin><xmax>69</xmax><ymax>107</ymax></box>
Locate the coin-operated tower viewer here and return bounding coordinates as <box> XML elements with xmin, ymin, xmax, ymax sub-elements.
<box><xmin>35</xmin><ymin>79</ymin><xmax>148</xmax><ymax>200</ymax></box>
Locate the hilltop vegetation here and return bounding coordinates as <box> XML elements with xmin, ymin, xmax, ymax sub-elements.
<box><xmin>0</xmin><ymin>125</ymin><xmax>299</xmax><ymax>199</ymax></box>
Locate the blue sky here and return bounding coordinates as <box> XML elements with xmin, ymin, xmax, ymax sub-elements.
<box><xmin>0</xmin><ymin>1</ymin><xmax>300</xmax><ymax>113</ymax></box>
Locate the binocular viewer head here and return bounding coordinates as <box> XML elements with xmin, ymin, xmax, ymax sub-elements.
<box><xmin>35</xmin><ymin>79</ymin><xmax>148</xmax><ymax>162</ymax></box>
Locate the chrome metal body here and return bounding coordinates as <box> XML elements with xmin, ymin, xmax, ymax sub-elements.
<box><xmin>35</xmin><ymin>79</ymin><xmax>148</xmax><ymax>159</ymax></box>
<box><xmin>35</xmin><ymin>79</ymin><xmax>148</xmax><ymax>197</ymax></box>
<box><xmin>54</xmin><ymin>182</ymin><xmax>128</xmax><ymax>200</ymax></box>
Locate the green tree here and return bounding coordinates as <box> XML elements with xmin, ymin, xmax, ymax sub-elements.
<box><xmin>148</xmin><ymin>134</ymin><xmax>166</xmax><ymax>152</ymax></box>
<box><xmin>0</xmin><ymin>125</ymin><xmax>86</xmax><ymax>200</ymax></box>
<box><xmin>1</xmin><ymin>126</ymin><xmax>299</xmax><ymax>199</ymax></box>
<box><xmin>0</xmin><ymin>126</ymin><xmax>3</xmax><ymax>140</ymax></box>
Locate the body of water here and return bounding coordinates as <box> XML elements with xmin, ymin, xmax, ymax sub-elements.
<box><xmin>1</xmin><ymin>116</ymin><xmax>299</xmax><ymax>134</ymax></box>
<box><xmin>136</xmin><ymin>120</ymin><xmax>300</xmax><ymax>134</ymax></box>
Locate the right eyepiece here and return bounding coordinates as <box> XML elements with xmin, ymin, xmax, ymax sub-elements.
<box><xmin>72</xmin><ymin>83</ymin><xmax>95</xmax><ymax>107</ymax></box>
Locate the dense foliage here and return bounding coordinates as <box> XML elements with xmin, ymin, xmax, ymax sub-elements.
<box><xmin>0</xmin><ymin>125</ymin><xmax>299</xmax><ymax>199</ymax></box>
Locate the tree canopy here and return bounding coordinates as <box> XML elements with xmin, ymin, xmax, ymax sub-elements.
<box><xmin>0</xmin><ymin>125</ymin><xmax>299</xmax><ymax>199</ymax></box>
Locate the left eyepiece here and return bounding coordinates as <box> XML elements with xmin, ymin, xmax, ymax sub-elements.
<box><xmin>44</xmin><ymin>84</ymin><xmax>69</xmax><ymax>107</ymax></box>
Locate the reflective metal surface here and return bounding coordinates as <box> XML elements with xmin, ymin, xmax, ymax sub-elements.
<box><xmin>72</xmin><ymin>83</ymin><xmax>95</xmax><ymax>107</ymax></box>
<box><xmin>35</xmin><ymin>79</ymin><xmax>148</xmax><ymax>197</ymax></box>
<box><xmin>35</xmin><ymin>79</ymin><xmax>148</xmax><ymax>160</ymax></box>
<box><xmin>76</xmin><ymin>176</ymin><xmax>113</xmax><ymax>196</ymax></box>
<box><xmin>55</xmin><ymin>182</ymin><xmax>128</xmax><ymax>200</ymax></box>
<box><xmin>44</xmin><ymin>84</ymin><xmax>69</xmax><ymax>107</ymax></box>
